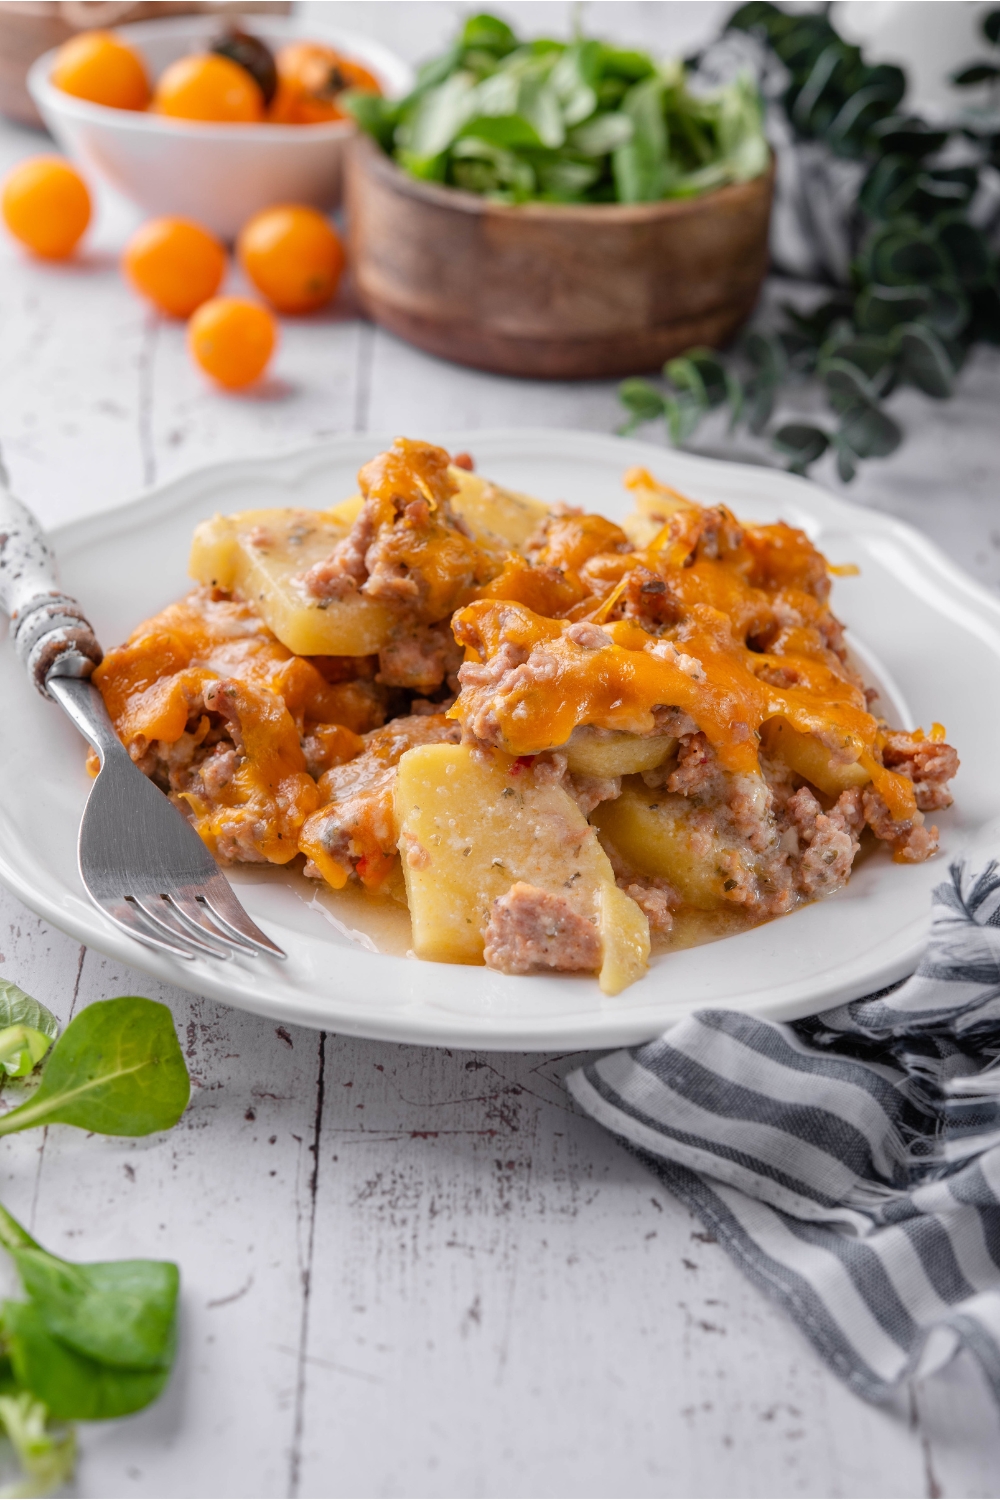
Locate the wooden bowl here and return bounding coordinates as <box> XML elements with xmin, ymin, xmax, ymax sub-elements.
<box><xmin>345</xmin><ymin>133</ymin><xmax>775</xmax><ymax>381</ymax></box>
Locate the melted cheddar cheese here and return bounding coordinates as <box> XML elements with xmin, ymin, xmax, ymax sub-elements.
<box><xmin>451</xmin><ymin>497</ymin><xmax>917</xmax><ymax>821</ymax></box>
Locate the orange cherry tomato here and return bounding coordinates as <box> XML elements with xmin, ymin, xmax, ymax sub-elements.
<box><xmin>268</xmin><ymin>42</ymin><xmax>380</xmax><ymax>125</ymax></box>
<box><xmin>237</xmin><ymin>205</ymin><xmax>344</xmax><ymax>314</ymax></box>
<box><xmin>1</xmin><ymin>157</ymin><xmax>91</xmax><ymax>259</ymax></box>
<box><xmin>188</xmin><ymin>297</ymin><xmax>277</xmax><ymax>388</ymax></box>
<box><xmin>123</xmin><ymin>217</ymin><xmax>227</xmax><ymax>318</ymax></box>
<box><xmin>153</xmin><ymin>53</ymin><xmax>264</xmax><ymax>123</ymax></box>
<box><xmin>50</xmin><ymin>30</ymin><xmax>150</xmax><ymax>111</ymax></box>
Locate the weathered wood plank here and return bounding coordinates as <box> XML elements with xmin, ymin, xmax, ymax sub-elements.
<box><xmin>296</xmin><ymin>1042</ymin><xmax>927</xmax><ymax>1500</ymax></box>
<box><xmin>24</xmin><ymin>944</ymin><xmax>323</xmax><ymax>1500</ymax></box>
<box><xmin>1</xmin><ymin>10</ymin><xmax>1000</xmax><ymax>1485</ymax></box>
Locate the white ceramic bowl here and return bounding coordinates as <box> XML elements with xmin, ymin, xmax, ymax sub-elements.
<box><xmin>27</xmin><ymin>15</ymin><xmax>412</xmax><ymax>239</ymax></box>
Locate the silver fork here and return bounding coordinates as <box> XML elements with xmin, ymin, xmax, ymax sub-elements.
<box><xmin>0</xmin><ymin>479</ymin><xmax>284</xmax><ymax>963</ymax></box>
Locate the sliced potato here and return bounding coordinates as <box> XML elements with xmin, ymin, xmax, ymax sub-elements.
<box><xmin>563</xmin><ymin>726</ymin><xmax>677</xmax><ymax>778</ymax></box>
<box><xmin>593</xmin><ymin>778</ymin><xmax>756</xmax><ymax>911</ymax></box>
<box><xmin>449</xmin><ymin>468</ymin><xmax>549</xmax><ymax>550</ymax></box>
<box><xmin>394</xmin><ymin>742</ymin><xmax>649</xmax><ymax>995</ymax></box>
<box><xmin>762</xmin><ymin>717</ymin><xmax>870</xmax><ymax>796</ymax></box>
<box><xmin>328</xmin><ymin>469</ymin><xmax>548</xmax><ymax>552</ymax></box>
<box><xmin>326</xmin><ymin>495</ymin><xmax>363</xmax><ymax>527</ymax></box>
<box><xmin>189</xmin><ymin>466</ymin><xmax>549</xmax><ymax>660</ymax></box>
<box><xmin>622</xmin><ymin>465</ymin><xmax>695</xmax><ymax>547</ymax></box>
<box><xmin>189</xmin><ymin>508</ymin><xmax>393</xmax><ymax>656</ymax></box>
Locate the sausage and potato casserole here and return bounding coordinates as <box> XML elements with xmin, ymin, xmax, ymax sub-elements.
<box><xmin>91</xmin><ymin>439</ymin><xmax>958</xmax><ymax>995</ymax></box>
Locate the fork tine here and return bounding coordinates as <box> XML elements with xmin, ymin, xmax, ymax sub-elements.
<box><xmin>166</xmin><ymin>892</ymin><xmax>259</xmax><ymax>956</ymax></box>
<box><xmin>201</xmin><ymin>876</ymin><xmax>287</xmax><ymax>958</ymax></box>
<box><xmin>132</xmin><ymin>894</ymin><xmax>234</xmax><ymax>961</ymax></box>
<box><xmin>97</xmin><ymin>895</ymin><xmax>198</xmax><ymax>961</ymax></box>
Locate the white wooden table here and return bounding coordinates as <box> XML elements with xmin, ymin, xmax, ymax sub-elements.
<box><xmin>2</xmin><ymin>4</ymin><xmax>1000</xmax><ymax>1495</ymax></box>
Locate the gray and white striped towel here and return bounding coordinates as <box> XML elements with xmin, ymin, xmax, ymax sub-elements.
<box><xmin>567</xmin><ymin>861</ymin><xmax>1000</xmax><ymax>1404</ymax></box>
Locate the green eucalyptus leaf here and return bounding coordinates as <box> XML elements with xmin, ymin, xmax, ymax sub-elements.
<box><xmin>0</xmin><ymin>982</ymin><xmax>59</xmax><ymax>1045</ymax></box>
<box><xmin>867</xmin><ymin>115</ymin><xmax>949</xmax><ymax>159</ymax></box>
<box><xmin>773</xmin><ymin>423</ymin><xmax>829</xmax><ymax>472</ymax></box>
<box><xmin>840</xmin><ymin>405</ymin><xmax>902</xmax><ymax>458</ymax></box>
<box><xmin>826</xmin><ymin>80</ymin><xmax>899</xmax><ymax>147</ymax></box>
<box><xmin>744</xmin><ymin>373</ymin><xmax>777</xmax><ymax>434</ymax></box>
<box><xmin>936</xmin><ymin>218</ymin><xmax>993</xmax><ymax>289</ymax></box>
<box><xmin>952</xmin><ymin>63</ymin><xmax>1000</xmax><ymax>87</ymax></box>
<box><xmin>780</xmin><ymin>298</ymin><xmax>852</xmax><ymax>346</ymax></box>
<box><xmin>778</xmin><ymin>329</ymin><xmax>821</xmax><ymax>373</ymax></box>
<box><xmin>692</xmin><ymin>352</ymin><xmax>729</xmax><ymax>407</ymax></box>
<box><xmin>871</xmin><ymin>228</ymin><xmax>949</xmax><ymax>286</ymax></box>
<box><xmin>0</xmin><ymin>997</ymin><xmax>189</xmax><ymax>1139</ymax></box>
<box><xmin>665</xmin><ymin>356</ymin><xmax>707</xmax><ymax>405</ymax></box>
<box><xmin>855</xmin><ymin>283</ymin><xmax>932</xmax><ymax>334</ymax></box>
<box><xmin>725</xmin><ymin>371</ymin><xmax>745</xmax><ymax>429</ymax></box>
<box><xmin>893</xmin><ymin>322</ymin><xmax>955</xmax><ymax>398</ymax></box>
<box><xmin>618</xmin><ymin>378</ymin><xmax>666</xmax><ymax>425</ymax></box>
<box><xmin>926</xmin><ymin>279</ymin><xmax>969</xmax><ymax>340</ymax></box>
<box><xmin>664</xmin><ymin>393</ymin><xmax>705</xmax><ymax>446</ymax></box>
<box><xmin>822</xmin><ymin>356</ymin><xmax>881</xmax><ymax>413</ymax></box>
<box><xmin>744</xmin><ymin>330</ymin><xmax>788</xmax><ymax>381</ymax></box>
<box><xmin>834</xmin><ymin>439</ymin><xmax>858</xmax><ymax>483</ymax></box>
<box><xmin>790</xmin><ymin>42</ymin><xmax>842</xmax><ymax>132</ymax></box>
<box><xmin>859</xmin><ymin>155</ymin><xmax>916</xmax><ymax>220</ymax></box>
<box><xmin>1</xmin><ymin>1301</ymin><xmax>169</xmax><ymax>1423</ymax></box>
<box><xmin>971</xmin><ymin>284</ymin><xmax>1000</xmax><ymax>344</ymax></box>
<box><xmin>825</xmin><ymin>337</ymin><xmax>897</xmax><ymax>395</ymax></box>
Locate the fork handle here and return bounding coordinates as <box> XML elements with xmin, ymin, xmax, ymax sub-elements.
<box><xmin>0</xmin><ymin>480</ymin><xmax>102</xmax><ymax>698</ymax></box>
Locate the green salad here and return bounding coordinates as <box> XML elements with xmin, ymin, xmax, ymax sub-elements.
<box><xmin>345</xmin><ymin>12</ymin><xmax>770</xmax><ymax>204</ymax></box>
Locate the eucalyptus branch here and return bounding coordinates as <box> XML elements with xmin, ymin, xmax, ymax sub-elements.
<box><xmin>619</xmin><ymin>2</ymin><xmax>1000</xmax><ymax>479</ymax></box>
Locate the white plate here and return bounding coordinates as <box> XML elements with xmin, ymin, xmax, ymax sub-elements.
<box><xmin>2</xmin><ymin>431</ymin><xmax>997</xmax><ymax>1051</ymax></box>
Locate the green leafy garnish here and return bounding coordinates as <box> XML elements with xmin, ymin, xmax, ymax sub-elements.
<box><xmin>0</xmin><ymin>1029</ymin><xmax>52</xmax><ymax>1082</ymax></box>
<box><xmin>0</xmin><ymin>985</ymin><xmax>58</xmax><ymax>1049</ymax></box>
<box><xmin>344</xmin><ymin>12</ymin><xmax>769</xmax><ymax>204</ymax></box>
<box><xmin>0</xmin><ymin>996</ymin><xmax>190</xmax><ymax>1138</ymax></box>
<box><xmin>0</xmin><ymin>990</ymin><xmax>190</xmax><ymax>1491</ymax></box>
<box><xmin>0</xmin><ymin>1392</ymin><xmax>75</xmax><ymax>1499</ymax></box>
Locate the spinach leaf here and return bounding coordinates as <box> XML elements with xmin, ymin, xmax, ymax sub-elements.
<box><xmin>0</xmin><ymin>1392</ymin><xmax>75</xmax><ymax>1497</ymax></box>
<box><xmin>0</xmin><ymin>1202</ymin><xmax>179</xmax><ymax>1423</ymax></box>
<box><xmin>613</xmin><ymin>74</ymin><xmax>667</xmax><ymax>202</ymax></box>
<box><xmin>0</xmin><ymin>1027</ymin><xmax>52</xmax><ymax>1080</ymax></box>
<box><xmin>350</xmin><ymin>12</ymin><xmax>768</xmax><ymax>205</ymax></box>
<box><xmin>0</xmin><ymin>982</ymin><xmax>59</xmax><ymax>1045</ymax></box>
<box><xmin>0</xmin><ymin>1203</ymin><xmax>177</xmax><ymax>1372</ymax></box>
<box><xmin>0</xmin><ymin>997</ymin><xmax>189</xmax><ymax>1138</ymax></box>
<box><xmin>1</xmin><ymin>1302</ymin><xmax>169</xmax><ymax>1422</ymax></box>
<box><xmin>461</xmin><ymin>12</ymin><xmax>517</xmax><ymax>56</ymax></box>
